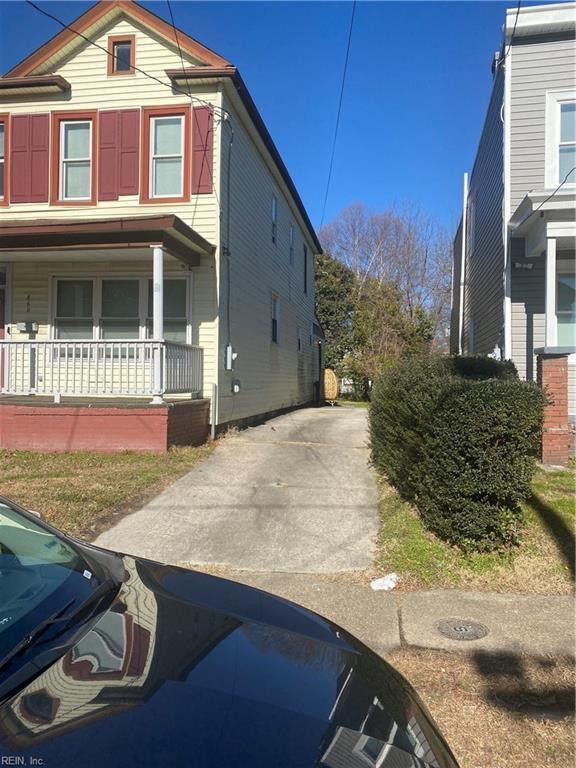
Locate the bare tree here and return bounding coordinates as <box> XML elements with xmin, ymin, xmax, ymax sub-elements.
<box><xmin>319</xmin><ymin>202</ymin><xmax>452</xmax><ymax>348</ymax></box>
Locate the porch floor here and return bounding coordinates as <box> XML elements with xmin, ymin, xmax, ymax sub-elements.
<box><xmin>0</xmin><ymin>395</ymin><xmax>197</xmax><ymax>408</ymax></box>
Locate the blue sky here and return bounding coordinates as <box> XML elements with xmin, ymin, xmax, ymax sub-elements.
<box><xmin>0</xmin><ymin>1</ymin><xmax>556</xmax><ymax>233</ymax></box>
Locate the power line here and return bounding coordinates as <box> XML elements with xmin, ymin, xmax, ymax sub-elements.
<box><xmin>166</xmin><ymin>0</ymin><xmax>223</xmax><ymax>219</ymax></box>
<box><xmin>319</xmin><ymin>0</ymin><xmax>356</xmax><ymax>229</ymax></box>
<box><xmin>498</xmin><ymin>0</ymin><xmax>521</xmax><ymax>68</ymax></box>
<box><xmin>534</xmin><ymin>167</ymin><xmax>576</xmax><ymax>213</ymax></box>
<box><xmin>165</xmin><ymin>1</ymin><xmax>235</xmax><ymax>349</ymax></box>
<box><xmin>23</xmin><ymin>0</ymin><xmax>230</xmax><ymax>121</ymax></box>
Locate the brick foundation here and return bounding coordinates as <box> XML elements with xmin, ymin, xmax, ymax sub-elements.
<box><xmin>0</xmin><ymin>398</ymin><xmax>210</xmax><ymax>453</ymax></box>
<box><xmin>537</xmin><ymin>353</ymin><xmax>570</xmax><ymax>466</ymax></box>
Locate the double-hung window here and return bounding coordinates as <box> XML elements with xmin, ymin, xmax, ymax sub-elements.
<box><xmin>55</xmin><ymin>280</ymin><xmax>94</xmax><ymax>340</ymax></box>
<box><xmin>142</xmin><ymin>108</ymin><xmax>190</xmax><ymax>202</ymax></box>
<box><xmin>559</xmin><ymin>102</ymin><xmax>576</xmax><ymax>184</ymax></box>
<box><xmin>545</xmin><ymin>91</ymin><xmax>576</xmax><ymax>187</ymax></box>
<box><xmin>147</xmin><ymin>279</ymin><xmax>188</xmax><ymax>343</ymax></box>
<box><xmin>151</xmin><ymin>115</ymin><xmax>184</xmax><ymax>198</ymax></box>
<box><xmin>101</xmin><ymin>279</ymin><xmax>140</xmax><ymax>340</ymax></box>
<box><xmin>271</xmin><ymin>295</ymin><xmax>279</xmax><ymax>344</ymax></box>
<box><xmin>59</xmin><ymin>120</ymin><xmax>93</xmax><ymax>201</ymax></box>
<box><xmin>54</xmin><ymin>277</ymin><xmax>190</xmax><ymax>342</ymax></box>
<box><xmin>557</xmin><ymin>268</ymin><xmax>575</xmax><ymax>347</ymax></box>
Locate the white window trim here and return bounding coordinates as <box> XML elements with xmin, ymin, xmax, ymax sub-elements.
<box><xmin>60</xmin><ymin>120</ymin><xmax>92</xmax><ymax>201</ymax></box>
<box><xmin>150</xmin><ymin>115</ymin><xmax>184</xmax><ymax>199</ymax></box>
<box><xmin>50</xmin><ymin>274</ymin><xmax>192</xmax><ymax>343</ymax></box>
<box><xmin>271</xmin><ymin>293</ymin><xmax>279</xmax><ymax>344</ymax></box>
<box><xmin>545</xmin><ymin>89</ymin><xmax>576</xmax><ymax>189</ymax></box>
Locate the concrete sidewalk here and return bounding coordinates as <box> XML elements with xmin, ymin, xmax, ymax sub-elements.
<box><xmin>184</xmin><ymin>569</ymin><xmax>575</xmax><ymax>658</ymax></box>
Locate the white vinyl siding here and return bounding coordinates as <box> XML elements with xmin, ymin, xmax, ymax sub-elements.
<box><xmin>461</xmin><ymin>68</ymin><xmax>505</xmax><ymax>355</ymax></box>
<box><xmin>217</xmin><ymin>90</ymin><xmax>317</xmax><ymax>424</ymax></box>
<box><xmin>1</xmin><ymin>17</ymin><xmax>222</xmax><ymax>400</ymax></box>
<box><xmin>510</xmin><ymin>37</ymin><xmax>576</xmax><ymax>210</ymax></box>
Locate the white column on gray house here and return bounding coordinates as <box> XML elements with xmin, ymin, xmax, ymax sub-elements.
<box><xmin>545</xmin><ymin>237</ymin><xmax>557</xmax><ymax>347</ymax></box>
<box><xmin>151</xmin><ymin>244</ymin><xmax>164</xmax><ymax>404</ymax></box>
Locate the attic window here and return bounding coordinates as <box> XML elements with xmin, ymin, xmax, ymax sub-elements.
<box><xmin>108</xmin><ymin>35</ymin><xmax>135</xmax><ymax>76</ymax></box>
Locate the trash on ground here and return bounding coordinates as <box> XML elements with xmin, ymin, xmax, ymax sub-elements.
<box><xmin>370</xmin><ymin>573</ymin><xmax>399</xmax><ymax>591</ymax></box>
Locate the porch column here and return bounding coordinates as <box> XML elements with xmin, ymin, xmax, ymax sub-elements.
<box><xmin>151</xmin><ymin>245</ymin><xmax>164</xmax><ymax>404</ymax></box>
<box><xmin>537</xmin><ymin>351</ymin><xmax>570</xmax><ymax>466</ymax></box>
<box><xmin>545</xmin><ymin>238</ymin><xmax>557</xmax><ymax>347</ymax></box>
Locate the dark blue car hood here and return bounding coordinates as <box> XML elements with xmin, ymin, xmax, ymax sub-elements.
<box><xmin>0</xmin><ymin>556</ymin><xmax>458</xmax><ymax>768</ymax></box>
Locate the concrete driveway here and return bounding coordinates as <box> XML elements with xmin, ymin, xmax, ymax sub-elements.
<box><xmin>95</xmin><ymin>407</ymin><xmax>378</xmax><ymax>572</ymax></box>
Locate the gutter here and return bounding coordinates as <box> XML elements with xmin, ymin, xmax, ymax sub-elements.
<box><xmin>166</xmin><ymin>66</ymin><xmax>322</xmax><ymax>253</ymax></box>
<box><xmin>458</xmin><ymin>172</ymin><xmax>468</xmax><ymax>356</ymax></box>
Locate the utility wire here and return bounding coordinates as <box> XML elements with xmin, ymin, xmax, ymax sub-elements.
<box><xmin>166</xmin><ymin>0</ymin><xmax>223</xmax><ymax>220</ymax></box>
<box><xmin>534</xmin><ymin>167</ymin><xmax>576</xmax><ymax>213</ymax></box>
<box><xmin>24</xmin><ymin>0</ymin><xmax>230</xmax><ymax>121</ymax></box>
<box><xmin>165</xmin><ymin>1</ymin><xmax>234</xmax><ymax>351</ymax></box>
<box><xmin>319</xmin><ymin>0</ymin><xmax>356</xmax><ymax>229</ymax></box>
<box><xmin>498</xmin><ymin>0</ymin><xmax>521</xmax><ymax>67</ymax></box>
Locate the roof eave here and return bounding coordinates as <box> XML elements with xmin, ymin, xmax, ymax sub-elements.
<box><xmin>166</xmin><ymin>66</ymin><xmax>322</xmax><ymax>253</ymax></box>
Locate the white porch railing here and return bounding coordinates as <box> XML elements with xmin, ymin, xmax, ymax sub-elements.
<box><xmin>0</xmin><ymin>340</ymin><xmax>203</xmax><ymax>399</ymax></box>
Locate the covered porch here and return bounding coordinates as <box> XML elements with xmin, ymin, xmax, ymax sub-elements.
<box><xmin>510</xmin><ymin>189</ymin><xmax>575</xmax><ymax>357</ymax></box>
<box><xmin>0</xmin><ymin>214</ymin><xmax>215</xmax><ymax>404</ymax></box>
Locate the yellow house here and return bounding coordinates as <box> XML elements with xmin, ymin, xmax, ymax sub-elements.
<box><xmin>0</xmin><ymin>0</ymin><xmax>322</xmax><ymax>451</ymax></box>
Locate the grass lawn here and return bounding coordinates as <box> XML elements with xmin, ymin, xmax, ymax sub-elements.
<box><xmin>389</xmin><ymin>648</ymin><xmax>574</xmax><ymax>768</ymax></box>
<box><xmin>0</xmin><ymin>445</ymin><xmax>213</xmax><ymax>540</ymax></box>
<box><xmin>336</xmin><ymin>399</ymin><xmax>369</xmax><ymax>408</ymax></box>
<box><xmin>375</xmin><ymin>465</ymin><xmax>575</xmax><ymax>594</ymax></box>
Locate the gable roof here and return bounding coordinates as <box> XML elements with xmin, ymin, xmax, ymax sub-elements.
<box><xmin>4</xmin><ymin>0</ymin><xmax>321</xmax><ymax>252</ymax></box>
<box><xmin>4</xmin><ymin>0</ymin><xmax>231</xmax><ymax>77</ymax></box>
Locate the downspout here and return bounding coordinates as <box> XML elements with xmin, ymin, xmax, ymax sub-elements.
<box><xmin>502</xmin><ymin>56</ymin><xmax>512</xmax><ymax>359</ymax></box>
<box><xmin>458</xmin><ymin>172</ymin><xmax>468</xmax><ymax>356</ymax></box>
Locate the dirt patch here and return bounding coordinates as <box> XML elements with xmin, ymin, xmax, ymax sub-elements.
<box><xmin>388</xmin><ymin>648</ymin><xmax>575</xmax><ymax>768</ymax></box>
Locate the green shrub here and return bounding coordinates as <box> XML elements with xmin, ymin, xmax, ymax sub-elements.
<box><xmin>411</xmin><ymin>378</ymin><xmax>545</xmax><ymax>550</ymax></box>
<box><xmin>369</xmin><ymin>356</ymin><xmax>449</xmax><ymax>498</ymax></box>
<box><xmin>445</xmin><ymin>355</ymin><xmax>518</xmax><ymax>381</ymax></box>
<box><xmin>369</xmin><ymin>355</ymin><xmax>545</xmax><ymax>551</ymax></box>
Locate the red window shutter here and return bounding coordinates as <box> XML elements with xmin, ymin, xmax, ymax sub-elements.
<box><xmin>98</xmin><ymin>111</ymin><xmax>119</xmax><ymax>201</ymax></box>
<box><xmin>29</xmin><ymin>114</ymin><xmax>49</xmax><ymax>203</ymax></box>
<box><xmin>10</xmin><ymin>115</ymin><xmax>30</xmax><ymax>203</ymax></box>
<box><xmin>10</xmin><ymin>115</ymin><xmax>49</xmax><ymax>204</ymax></box>
<box><xmin>119</xmin><ymin>109</ymin><xmax>139</xmax><ymax>196</ymax></box>
<box><xmin>192</xmin><ymin>106</ymin><xmax>213</xmax><ymax>194</ymax></box>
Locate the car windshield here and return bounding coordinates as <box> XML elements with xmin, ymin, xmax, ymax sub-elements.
<box><xmin>0</xmin><ymin>500</ymin><xmax>101</xmax><ymax>656</ymax></box>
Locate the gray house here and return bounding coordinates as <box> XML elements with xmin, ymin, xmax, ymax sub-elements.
<box><xmin>450</xmin><ymin>2</ymin><xmax>575</xmax><ymax>414</ymax></box>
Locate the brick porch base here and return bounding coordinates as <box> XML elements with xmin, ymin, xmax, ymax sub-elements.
<box><xmin>0</xmin><ymin>397</ymin><xmax>210</xmax><ymax>453</ymax></box>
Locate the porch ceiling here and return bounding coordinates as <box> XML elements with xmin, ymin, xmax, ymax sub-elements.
<box><xmin>0</xmin><ymin>214</ymin><xmax>216</xmax><ymax>267</ymax></box>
